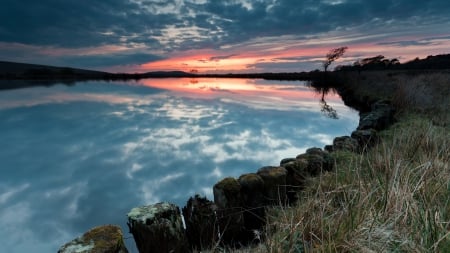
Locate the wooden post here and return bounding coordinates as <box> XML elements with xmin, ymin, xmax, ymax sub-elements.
<box><xmin>182</xmin><ymin>195</ymin><xmax>217</xmax><ymax>250</ymax></box>
<box><xmin>213</xmin><ymin>177</ymin><xmax>245</xmax><ymax>246</ymax></box>
<box><xmin>257</xmin><ymin>166</ymin><xmax>288</xmax><ymax>205</ymax></box>
<box><xmin>238</xmin><ymin>173</ymin><xmax>266</xmax><ymax>233</ymax></box>
<box><xmin>127</xmin><ymin>202</ymin><xmax>189</xmax><ymax>253</ymax></box>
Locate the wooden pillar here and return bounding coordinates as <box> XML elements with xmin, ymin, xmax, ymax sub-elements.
<box><xmin>257</xmin><ymin>166</ymin><xmax>288</xmax><ymax>205</ymax></box>
<box><xmin>182</xmin><ymin>195</ymin><xmax>217</xmax><ymax>250</ymax></box>
<box><xmin>213</xmin><ymin>177</ymin><xmax>245</xmax><ymax>246</ymax></box>
<box><xmin>127</xmin><ymin>202</ymin><xmax>189</xmax><ymax>253</ymax></box>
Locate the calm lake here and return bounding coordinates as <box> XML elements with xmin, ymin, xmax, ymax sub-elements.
<box><xmin>0</xmin><ymin>78</ymin><xmax>358</xmax><ymax>252</ymax></box>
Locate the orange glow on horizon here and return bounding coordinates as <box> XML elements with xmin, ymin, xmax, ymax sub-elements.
<box><xmin>137</xmin><ymin>46</ymin><xmax>331</xmax><ymax>73</ymax></box>
<box><xmin>135</xmin><ymin>77</ymin><xmax>342</xmax><ymax>103</ymax></box>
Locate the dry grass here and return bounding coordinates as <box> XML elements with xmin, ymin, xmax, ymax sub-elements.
<box><xmin>263</xmin><ymin>114</ymin><xmax>449</xmax><ymax>253</ymax></box>
<box><xmin>392</xmin><ymin>73</ymin><xmax>450</xmax><ymax>126</ymax></box>
<box><xmin>336</xmin><ymin>70</ymin><xmax>450</xmax><ymax>125</ymax></box>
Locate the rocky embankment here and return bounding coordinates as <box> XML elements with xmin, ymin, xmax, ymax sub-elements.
<box><xmin>58</xmin><ymin>92</ymin><xmax>396</xmax><ymax>253</ymax></box>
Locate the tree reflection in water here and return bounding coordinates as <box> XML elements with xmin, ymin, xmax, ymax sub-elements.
<box><xmin>307</xmin><ymin>79</ymin><xmax>339</xmax><ymax>119</ymax></box>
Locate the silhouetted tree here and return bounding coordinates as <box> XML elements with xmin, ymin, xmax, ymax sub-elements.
<box><xmin>323</xmin><ymin>47</ymin><xmax>348</xmax><ymax>72</ymax></box>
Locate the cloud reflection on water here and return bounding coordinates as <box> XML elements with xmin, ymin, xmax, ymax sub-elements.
<box><xmin>0</xmin><ymin>78</ymin><xmax>357</xmax><ymax>253</ymax></box>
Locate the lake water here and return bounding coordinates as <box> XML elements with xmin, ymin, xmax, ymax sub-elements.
<box><xmin>0</xmin><ymin>78</ymin><xmax>358</xmax><ymax>252</ymax></box>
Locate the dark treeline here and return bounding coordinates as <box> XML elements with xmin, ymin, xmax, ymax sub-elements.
<box><xmin>336</xmin><ymin>53</ymin><xmax>450</xmax><ymax>71</ymax></box>
<box><xmin>0</xmin><ymin>60</ymin><xmax>324</xmax><ymax>83</ymax></box>
<box><xmin>1</xmin><ymin>53</ymin><xmax>450</xmax><ymax>86</ymax></box>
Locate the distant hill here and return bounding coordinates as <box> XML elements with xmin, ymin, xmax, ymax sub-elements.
<box><xmin>141</xmin><ymin>71</ymin><xmax>195</xmax><ymax>78</ymax></box>
<box><xmin>0</xmin><ymin>61</ymin><xmax>198</xmax><ymax>80</ymax></box>
<box><xmin>0</xmin><ymin>61</ymin><xmax>109</xmax><ymax>79</ymax></box>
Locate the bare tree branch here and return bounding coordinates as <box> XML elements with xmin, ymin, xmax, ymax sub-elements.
<box><xmin>323</xmin><ymin>47</ymin><xmax>348</xmax><ymax>71</ymax></box>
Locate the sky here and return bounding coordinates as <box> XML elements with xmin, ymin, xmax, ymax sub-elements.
<box><xmin>1</xmin><ymin>0</ymin><xmax>450</xmax><ymax>73</ymax></box>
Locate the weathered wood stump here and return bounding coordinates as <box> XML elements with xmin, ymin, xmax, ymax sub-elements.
<box><xmin>296</xmin><ymin>147</ymin><xmax>333</xmax><ymax>176</ymax></box>
<box><xmin>213</xmin><ymin>177</ymin><xmax>245</xmax><ymax>245</ymax></box>
<box><xmin>257</xmin><ymin>166</ymin><xmax>288</xmax><ymax>205</ymax></box>
<box><xmin>58</xmin><ymin>225</ymin><xmax>128</xmax><ymax>253</ymax></box>
<box><xmin>280</xmin><ymin>158</ymin><xmax>309</xmax><ymax>203</ymax></box>
<box><xmin>357</xmin><ymin>100</ymin><xmax>395</xmax><ymax>131</ymax></box>
<box><xmin>238</xmin><ymin>173</ymin><xmax>266</xmax><ymax>234</ymax></box>
<box><xmin>127</xmin><ymin>202</ymin><xmax>189</xmax><ymax>253</ymax></box>
<box><xmin>182</xmin><ymin>195</ymin><xmax>217</xmax><ymax>250</ymax></box>
<box><xmin>332</xmin><ymin>136</ymin><xmax>359</xmax><ymax>152</ymax></box>
<box><xmin>351</xmin><ymin>129</ymin><xmax>378</xmax><ymax>150</ymax></box>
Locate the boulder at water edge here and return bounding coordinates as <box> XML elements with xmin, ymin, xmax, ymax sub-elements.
<box><xmin>58</xmin><ymin>225</ymin><xmax>128</xmax><ymax>253</ymax></box>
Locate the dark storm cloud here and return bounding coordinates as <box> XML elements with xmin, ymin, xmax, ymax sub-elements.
<box><xmin>2</xmin><ymin>0</ymin><xmax>450</xmax><ymax>48</ymax></box>
<box><xmin>199</xmin><ymin>0</ymin><xmax>450</xmax><ymax>46</ymax></box>
<box><xmin>0</xmin><ymin>0</ymin><xmax>222</xmax><ymax>49</ymax></box>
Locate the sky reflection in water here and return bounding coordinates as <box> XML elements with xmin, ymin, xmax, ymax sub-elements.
<box><xmin>0</xmin><ymin>78</ymin><xmax>358</xmax><ymax>252</ymax></box>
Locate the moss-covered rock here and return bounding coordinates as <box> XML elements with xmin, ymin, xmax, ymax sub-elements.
<box><xmin>58</xmin><ymin>225</ymin><xmax>128</xmax><ymax>253</ymax></box>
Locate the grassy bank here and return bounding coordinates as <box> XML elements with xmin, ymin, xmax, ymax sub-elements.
<box><xmin>218</xmin><ymin>71</ymin><xmax>449</xmax><ymax>252</ymax></box>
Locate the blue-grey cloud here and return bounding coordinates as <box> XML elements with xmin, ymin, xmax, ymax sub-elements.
<box><xmin>59</xmin><ymin>53</ymin><xmax>165</xmax><ymax>68</ymax></box>
<box><xmin>209</xmin><ymin>54</ymin><xmax>238</xmax><ymax>61</ymax></box>
<box><xmin>378</xmin><ymin>40</ymin><xmax>434</xmax><ymax>47</ymax></box>
<box><xmin>377</xmin><ymin>35</ymin><xmax>450</xmax><ymax>47</ymax></box>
